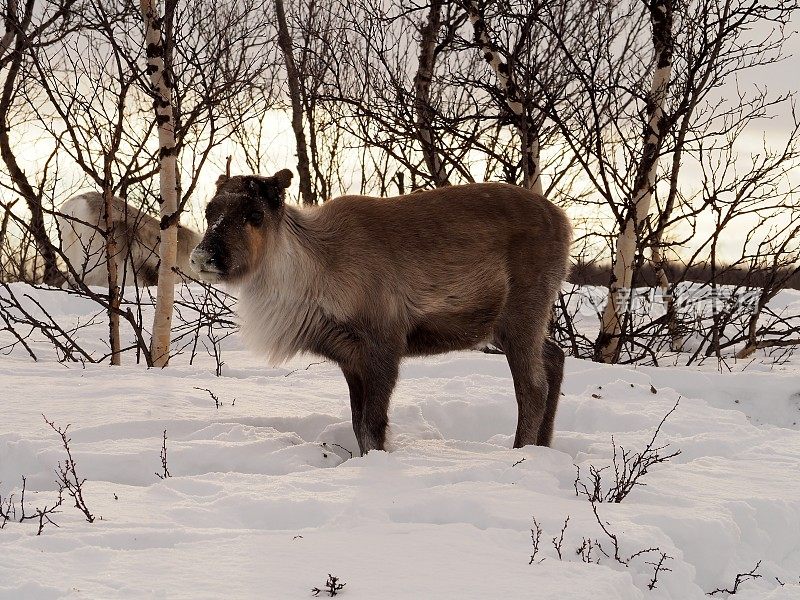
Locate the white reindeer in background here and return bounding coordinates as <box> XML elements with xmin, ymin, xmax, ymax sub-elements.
<box><xmin>56</xmin><ymin>192</ymin><xmax>200</xmax><ymax>287</ymax></box>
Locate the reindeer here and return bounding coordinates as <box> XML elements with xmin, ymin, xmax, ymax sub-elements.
<box><xmin>56</xmin><ymin>192</ymin><xmax>201</xmax><ymax>287</ymax></box>
<box><xmin>191</xmin><ymin>170</ymin><xmax>572</xmax><ymax>455</ymax></box>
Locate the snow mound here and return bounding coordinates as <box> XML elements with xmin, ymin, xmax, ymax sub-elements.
<box><xmin>1</xmin><ymin>284</ymin><xmax>800</xmax><ymax>598</ymax></box>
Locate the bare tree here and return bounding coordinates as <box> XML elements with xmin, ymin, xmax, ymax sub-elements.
<box><xmin>596</xmin><ymin>0</ymin><xmax>675</xmax><ymax>363</ymax></box>
<box><xmin>459</xmin><ymin>0</ymin><xmax>543</xmax><ymax>193</ymax></box>
<box><xmin>3</xmin><ymin>0</ymin><xmax>800</xmax><ymax>369</ymax></box>
<box><xmin>413</xmin><ymin>0</ymin><xmax>450</xmax><ymax>188</ymax></box>
<box><xmin>0</xmin><ymin>0</ymin><xmax>78</xmax><ymax>285</ymax></box>
<box><xmin>141</xmin><ymin>0</ymin><xmax>179</xmax><ymax>367</ymax></box>
<box><xmin>276</xmin><ymin>0</ymin><xmax>315</xmax><ymax>205</ymax></box>
<box><xmin>520</xmin><ymin>0</ymin><xmax>800</xmax><ymax>364</ymax></box>
<box><xmin>28</xmin><ymin>0</ymin><xmax>157</xmax><ymax>364</ymax></box>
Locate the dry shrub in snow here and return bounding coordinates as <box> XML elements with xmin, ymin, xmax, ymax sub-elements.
<box><xmin>1</xmin><ymin>415</ymin><xmax>97</xmax><ymax>535</ymax></box>
<box><xmin>575</xmin><ymin>399</ymin><xmax>681</xmax><ymax>503</ymax></box>
<box><xmin>0</xmin><ymin>476</ymin><xmax>64</xmax><ymax>536</ymax></box>
<box><xmin>312</xmin><ymin>574</ymin><xmax>346</xmax><ymax>597</ymax></box>
<box><xmin>529</xmin><ymin>505</ymin><xmax>674</xmax><ymax>590</ymax></box>
<box><xmin>44</xmin><ymin>415</ymin><xmax>94</xmax><ymax>523</ymax></box>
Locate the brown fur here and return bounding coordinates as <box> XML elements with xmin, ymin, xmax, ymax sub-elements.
<box><xmin>192</xmin><ymin>171</ymin><xmax>572</xmax><ymax>454</ymax></box>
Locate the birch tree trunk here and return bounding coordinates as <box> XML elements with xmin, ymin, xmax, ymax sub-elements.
<box><xmin>101</xmin><ymin>185</ymin><xmax>122</xmax><ymax>365</ymax></box>
<box><xmin>652</xmin><ymin>242</ymin><xmax>682</xmax><ymax>351</ymax></box>
<box><xmin>595</xmin><ymin>0</ymin><xmax>674</xmax><ymax>363</ymax></box>
<box><xmin>141</xmin><ymin>0</ymin><xmax>179</xmax><ymax>367</ymax></box>
<box><xmin>463</xmin><ymin>1</ymin><xmax>542</xmax><ymax>194</ymax></box>
<box><xmin>413</xmin><ymin>0</ymin><xmax>449</xmax><ymax>188</ymax></box>
<box><xmin>276</xmin><ymin>0</ymin><xmax>315</xmax><ymax>205</ymax></box>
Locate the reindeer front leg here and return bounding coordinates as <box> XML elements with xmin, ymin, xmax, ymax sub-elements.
<box><xmin>340</xmin><ymin>347</ymin><xmax>400</xmax><ymax>455</ymax></box>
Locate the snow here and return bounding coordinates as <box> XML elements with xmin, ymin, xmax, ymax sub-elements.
<box><xmin>1</xmin><ymin>283</ymin><xmax>800</xmax><ymax>598</ymax></box>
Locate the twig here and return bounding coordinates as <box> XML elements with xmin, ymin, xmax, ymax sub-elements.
<box><xmin>4</xmin><ymin>475</ymin><xmax>65</xmax><ymax>535</ymax></box>
<box><xmin>284</xmin><ymin>360</ymin><xmax>327</xmax><ymax>377</ymax></box>
<box><xmin>312</xmin><ymin>574</ymin><xmax>345</xmax><ymax>597</ymax></box>
<box><xmin>529</xmin><ymin>516</ymin><xmax>543</xmax><ymax>564</ymax></box>
<box><xmin>552</xmin><ymin>515</ymin><xmax>569</xmax><ymax>560</ymax></box>
<box><xmin>156</xmin><ymin>429</ymin><xmax>171</xmax><ymax>479</ymax></box>
<box><xmin>708</xmin><ymin>561</ymin><xmax>762</xmax><ymax>595</ymax></box>
<box><xmin>647</xmin><ymin>552</ymin><xmax>673</xmax><ymax>590</ymax></box>
<box><xmin>194</xmin><ymin>386</ymin><xmax>222</xmax><ymax>409</ymax></box>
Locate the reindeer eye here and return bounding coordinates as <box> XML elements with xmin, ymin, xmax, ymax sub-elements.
<box><xmin>248</xmin><ymin>210</ymin><xmax>264</xmax><ymax>226</ymax></box>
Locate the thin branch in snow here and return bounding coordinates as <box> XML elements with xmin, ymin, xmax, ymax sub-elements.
<box><xmin>156</xmin><ymin>429</ymin><xmax>171</xmax><ymax>480</ymax></box>
<box><xmin>194</xmin><ymin>386</ymin><xmax>222</xmax><ymax>409</ymax></box>
<box><xmin>708</xmin><ymin>561</ymin><xmax>762</xmax><ymax>595</ymax></box>
<box><xmin>647</xmin><ymin>552</ymin><xmax>673</xmax><ymax>590</ymax></box>
<box><xmin>553</xmin><ymin>515</ymin><xmax>569</xmax><ymax>560</ymax></box>
<box><xmin>529</xmin><ymin>516</ymin><xmax>543</xmax><ymax>564</ymax></box>
<box><xmin>2</xmin><ymin>475</ymin><xmax>65</xmax><ymax>535</ymax></box>
<box><xmin>284</xmin><ymin>360</ymin><xmax>327</xmax><ymax>377</ymax></box>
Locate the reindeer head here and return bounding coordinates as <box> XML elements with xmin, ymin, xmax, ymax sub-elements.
<box><xmin>190</xmin><ymin>169</ymin><xmax>293</xmax><ymax>283</ymax></box>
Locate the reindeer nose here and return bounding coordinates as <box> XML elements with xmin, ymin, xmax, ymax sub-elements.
<box><xmin>190</xmin><ymin>247</ymin><xmax>220</xmax><ymax>273</ymax></box>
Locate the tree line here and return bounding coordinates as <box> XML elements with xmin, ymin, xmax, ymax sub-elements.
<box><xmin>1</xmin><ymin>0</ymin><xmax>799</xmax><ymax>366</ymax></box>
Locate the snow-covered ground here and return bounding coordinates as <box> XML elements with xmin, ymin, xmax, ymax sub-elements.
<box><xmin>1</xmin><ymin>283</ymin><xmax>800</xmax><ymax>599</ymax></box>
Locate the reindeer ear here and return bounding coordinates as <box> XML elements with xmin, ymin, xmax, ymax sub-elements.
<box><xmin>216</xmin><ymin>174</ymin><xmax>229</xmax><ymax>187</ymax></box>
<box><xmin>245</xmin><ymin>176</ymin><xmax>283</xmax><ymax>211</ymax></box>
<box><xmin>273</xmin><ymin>169</ymin><xmax>293</xmax><ymax>189</ymax></box>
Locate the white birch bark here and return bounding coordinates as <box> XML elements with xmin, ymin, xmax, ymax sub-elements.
<box><xmin>141</xmin><ymin>0</ymin><xmax>178</xmax><ymax>367</ymax></box>
<box><xmin>463</xmin><ymin>1</ymin><xmax>542</xmax><ymax>194</ymax></box>
<box><xmin>597</xmin><ymin>0</ymin><xmax>674</xmax><ymax>362</ymax></box>
<box><xmin>652</xmin><ymin>242</ymin><xmax>684</xmax><ymax>351</ymax></box>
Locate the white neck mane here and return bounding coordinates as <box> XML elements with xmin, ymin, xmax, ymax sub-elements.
<box><xmin>235</xmin><ymin>207</ymin><xmax>327</xmax><ymax>364</ymax></box>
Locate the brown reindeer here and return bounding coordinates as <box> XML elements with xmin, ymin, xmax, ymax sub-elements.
<box><xmin>191</xmin><ymin>170</ymin><xmax>572</xmax><ymax>455</ymax></box>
